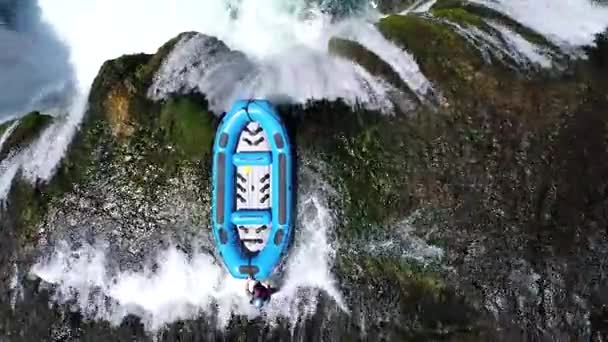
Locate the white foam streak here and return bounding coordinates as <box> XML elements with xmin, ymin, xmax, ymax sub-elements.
<box><xmin>39</xmin><ymin>0</ymin><xmax>431</xmax><ymax>114</ymax></box>
<box><xmin>37</xmin><ymin>0</ymin><xmax>334</xmax><ymax>92</ymax></box>
<box><xmin>332</xmin><ymin>21</ymin><xmax>434</xmax><ymax>98</ymax></box>
<box><xmin>470</xmin><ymin>0</ymin><xmax>608</xmax><ymax>48</ymax></box>
<box><xmin>0</xmin><ymin>156</ymin><xmax>21</xmax><ymax>205</ymax></box>
<box><xmin>22</xmin><ymin>93</ymin><xmax>87</xmax><ymax>182</ymax></box>
<box><xmin>31</xmin><ymin>187</ymin><xmax>346</xmax><ymax>331</ymax></box>
<box><xmin>149</xmin><ymin>33</ymin><xmax>396</xmax><ymax>113</ymax></box>
<box><xmin>0</xmin><ymin>92</ymin><xmax>87</xmax><ymax>202</ymax></box>
<box><xmin>0</xmin><ymin>120</ymin><xmax>20</xmax><ymax>152</ymax></box>
<box><xmin>487</xmin><ymin>21</ymin><xmax>553</xmax><ymax>68</ymax></box>
<box><xmin>440</xmin><ymin>18</ymin><xmax>554</xmax><ymax>69</ymax></box>
<box><xmin>405</xmin><ymin>0</ymin><xmax>438</xmax><ymax>14</ymax></box>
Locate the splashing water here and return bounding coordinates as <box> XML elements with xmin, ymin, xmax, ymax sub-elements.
<box><xmin>0</xmin><ymin>156</ymin><xmax>21</xmax><ymax>204</ymax></box>
<box><xmin>38</xmin><ymin>0</ymin><xmax>429</xmax><ymax>114</ymax></box>
<box><xmin>0</xmin><ymin>119</ymin><xmax>20</xmax><ymax>152</ymax></box>
<box><xmin>486</xmin><ymin>21</ymin><xmax>553</xmax><ymax>68</ymax></box>
<box><xmin>470</xmin><ymin>0</ymin><xmax>608</xmax><ymax>48</ymax></box>
<box><xmin>435</xmin><ymin>17</ymin><xmax>555</xmax><ymax>70</ymax></box>
<box><xmin>30</xmin><ymin>167</ymin><xmax>346</xmax><ymax>332</ymax></box>
<box><xmin>21</xmin><ymin>93</ymin><xmax>87</xmax><ymax>182</ymax></box>
<box><xmin>331</xmin><ymin>20</ymin><xmax>434</xmax><ymax>98</ymax></box>
<box><xmin>0</xmin><ymin>93</ymin><xmax>87</xmax><ymax>203</ymax></box>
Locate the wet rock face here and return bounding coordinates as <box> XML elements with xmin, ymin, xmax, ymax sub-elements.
<box><xmin>147</xmin><ymin>33</ymin><xmax>252</xmax><ymax>112</ymax></box>
<box><xmin>1</xmin><ymin>2</ymin><xmax>608</xmax><ymax>340</ymax></box>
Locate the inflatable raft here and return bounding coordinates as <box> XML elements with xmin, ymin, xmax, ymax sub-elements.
<box><xmin>211</xmin><ymin>100</ymin><xmax>293</xmax><ymax>280</ymax></box>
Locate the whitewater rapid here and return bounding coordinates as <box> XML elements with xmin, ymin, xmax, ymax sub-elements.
<box><xmin>39</xmin><ymin>0</ymin><xmax>433</xmax><ymax>114</ymax></box>
<box><xmin>31</xmin><ymin>167</ymin><xmax>346</xmax><ymax>331</ymax></box>
<box><xmin>470</xmin><ymin>0</ymin><xmax>608</xmax><ymax>48</ymax></box>
<box><xmin>1</xmin><ymin>0</ymin><xmax>606</xmax><ymax>333</ymax></box>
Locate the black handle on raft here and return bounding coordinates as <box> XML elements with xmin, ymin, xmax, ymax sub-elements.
<box><xmin>242</xmin><ymin>98</ymin><xmax>255</xmax><ymax>122</ymax></box>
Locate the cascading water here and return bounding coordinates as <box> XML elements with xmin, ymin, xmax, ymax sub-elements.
<box><xmin>470</xmin><ymin>0</ymin><xmax>608</xmax><ymax>48</ymax></box>
<box><xmin>31</xmin><ymin>165</ymin><xmax>346</xmax><ymax>332</ymax></box>
<box><xmin>1</xmin><ymin>0</ymin><xmax>607</xmax><ymax>338</ymax></box>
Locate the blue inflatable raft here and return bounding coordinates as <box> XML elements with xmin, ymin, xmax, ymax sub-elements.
<box><xmin>211</xmin><ymin>100</ymin><xmax>293</xmax><ymax>280</ymax></box>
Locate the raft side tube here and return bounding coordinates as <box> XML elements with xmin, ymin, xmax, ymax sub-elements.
<box><xmin>212</xmin><ymin>100</ymin><xmax>293</xmax><ymax>280</ymax></box>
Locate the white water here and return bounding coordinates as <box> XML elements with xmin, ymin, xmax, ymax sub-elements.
<box><xmin>487</xmin><ymin>21</ymin><xmax>553</xmax><ymax>69</ymax></box>
<box><xmin>148</xmin><ymin>32</ymin><xmax>396</xmax><ymax>113</ymax></box>
<box><xmin>0</xmin><ymin>120</ymin><xmax>20</xmax><ymax>152</ymax></box>
<box><xmin>438</xmin><ymin>18</ymin><xmax>555</xmax><ymax>69</ymax></box>
<box><xmin>0</xmin><ymin>94</ymin><xmax>87</xmax><ymax>203</ymax></box>
<box><xmin>21</xmin><ymin>94</ymin><xmax>88</xmax><ymax>182</ymax></box>
<box><xmin>0</xmin><ymin>155</ymin><xmax>21</xmax><ymax>205</ymax></box>
<box><xmin>470</xmin><ymin>0</ymin><xmax>608</xmax><ymax>48</ymax></box>
<box><xmin>31</xmin><ymin>172</ymin><xmax>346</xmax><ymax>331</ymax></box>
<box><xmin>362</xmin><ymin>210</ymin><xmax>444</xmax><ymax>266</ymax></box>
<box><xmin>38</xmin><ymin>0</ymin><xmax>431</xmax><ymax>114</ymax></box>
<box><xmin>332</xmin><ymin>20</ymin><xmax>434</xmax><ymax>98</ymax></box>
<box><xmin>19</xmin><ymin>0</ymin><xmax>606</xmax><ymax>183</ymax></box>
<box><xmin>6</xmin><ymin>0</ymin><xmax>606</xmax><ymax>333</ymax></box>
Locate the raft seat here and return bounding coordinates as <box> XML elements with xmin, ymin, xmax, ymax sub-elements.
<box><xmin>231</xmin><ymin>209</ymin><xmax>272</xmax><ymax>226</ymax></box>
<box><xmin>233</xmin><ymin>151</ymin><xmax>272</xmax><ymax>167</ymax></box>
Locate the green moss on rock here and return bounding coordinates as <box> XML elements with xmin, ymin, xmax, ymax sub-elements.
<box><xmin>337</xmin><ymin>254</ymin><xmax>483</xmax><ymax>340</ymax></box>
<box><xmin>377</xmin><ymin>14</ymin><xmax>488</xmax><ymax>106</ymax></box>
<box><xmin>159</xmin><ymin>96</ymin><xmax>215</xmax><ymax>160</ymax></box>
<box><xmin>374</xmin><ymin>0</ymin><xmax>416</xmax><ymax>14</ymax></box>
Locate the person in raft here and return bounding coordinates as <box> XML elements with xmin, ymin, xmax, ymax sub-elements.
<box><xmin>245</xmin><ymin>275</ymin><xmax>278</xmax><ymax>309</ymax></box>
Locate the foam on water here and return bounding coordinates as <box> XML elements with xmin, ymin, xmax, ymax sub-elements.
<box><xmin>0</xmin><ymin>120</ymin><xmax>20</xmax><ymax>152</ymax></box>
<box><xmin>30</xmin><ymin>170</ymin><xmax>346</xmax><ymax>332</ymax></box>
<box><xmin>148</xmin><ymin>32</ymin><xmax>396</xmax><ymax>113</ymax></box>
<box><xmin>486</xmin><ymin>20</ymin><xmax>553</xmax><ymax>68</ymax></box>
<box><xmin>470</xmin><ymin>0</ymin><xmax>608</xmax><ymax>48</ymax></box>
<box><xmin>0</xmin><ymin>155</ymin><xmax>21</xmax><ymax>205</ymax></box>
<box><xmin>436</xmin><ymin>17</ymin><xmax>555</xmax><ymax>69</ymax></box>
<box><xmin>37</xmin><ymin>0</ymin><xmax>430</xmax><ymax>114</ymax></box>
<box><xmin>21</xmin><ymin>92</ymin><xmax>87</xmax><ymax>182</ymax></box>
<box><xmin>331</xmin><ymin>20</ymin><xmax>434</xmax><ymax>98</ymax></box>
<box><xmin>0</xmin><ymin>93</ymin><xmax>87</xmax><ymax>202</ymax></box>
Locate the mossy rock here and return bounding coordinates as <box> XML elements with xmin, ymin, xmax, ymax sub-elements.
<box><xmin>337</xmin><ymin>254</ymin><xmax>485</xmax><ymax>340</ymax></box>
<box><xmin>280</xmin><ymin>100</ymin><xmax>451</xmax><ymax>239</ymax></box>
<box><xmin>377</xmin><ymin>14</ymin><xmax>485</xmax><ymax>101</ymax></box>
<box><xmin>430</xmin><ymin>7</ymin><xmax>485</xmax><ymax>28</ymax></box>
<box><xmin>0</xmin><ymin>111</ymin><xmax>53</xmax><ymax>160</ymax></box>
<box><xmin>159</xmin><ymin>95</ymin><xmax>215</xmax><ymax>160</ymax></box>
<box><xmin>84</xmin><ymin>31</ymin><xmax>217</xmax><ymax>170</ymax></box>
<box><xmin>4</xmin><ymin>177</ymin><xmax>48</xmax><ymax>248</ymax></box>
<box><xmin>377</xmin><ymin>14</ymin><xmax>479</xmax><ymax>64</ymax></box>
